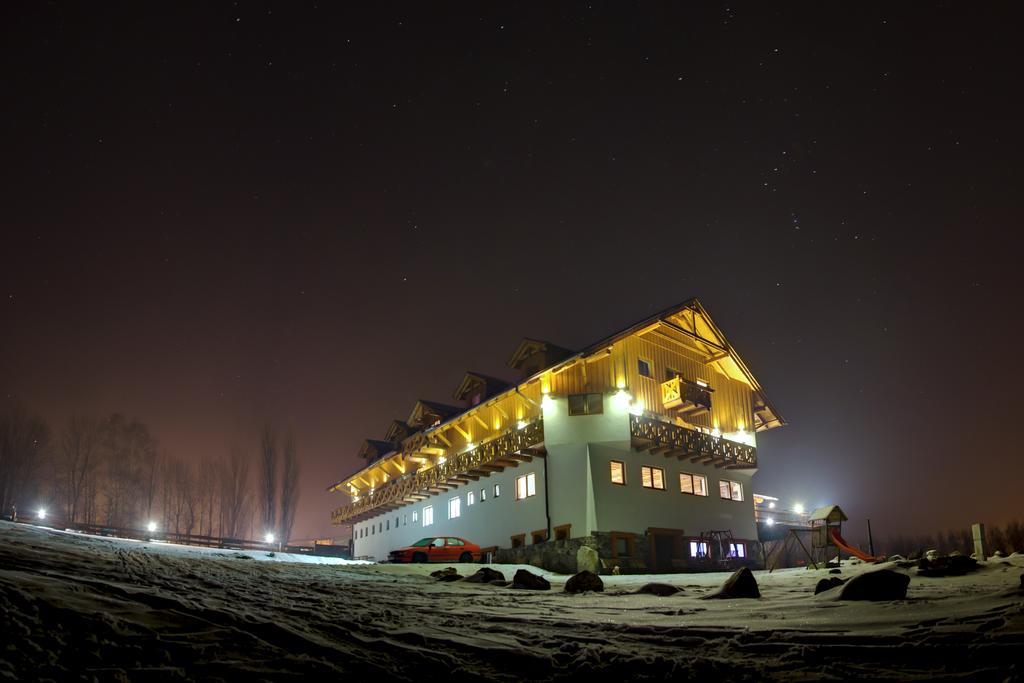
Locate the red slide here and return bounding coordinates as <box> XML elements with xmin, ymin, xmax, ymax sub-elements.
<box><xmin>829</xmin><ymin>528</ymin><xmax>879</xmax><ymax>562</ymax></box>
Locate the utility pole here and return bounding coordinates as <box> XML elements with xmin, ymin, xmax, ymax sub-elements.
<box><xmin>867</xmin><ymin>518</ymin><xmax>875</xmax><ymax>557</ymax></box>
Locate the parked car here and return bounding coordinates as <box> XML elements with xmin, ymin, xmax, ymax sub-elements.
<box><xmin>388</xmin><ymin>537</ymin><xmax>482</xmax><ymax>563</ymax></box>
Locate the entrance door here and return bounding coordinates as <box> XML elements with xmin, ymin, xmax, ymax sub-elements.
<box><xmin>648</xmin><ymin>528</ymin><xmax>685</xmax><ymax>572</ymax></box>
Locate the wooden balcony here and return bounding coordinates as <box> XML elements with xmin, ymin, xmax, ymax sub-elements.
<box><xmin>629</xmin><ymin>414</ymin><xmax>756</xmax><ymax>469</ymax></box>
<box><xmin>331</xmin><ymin>418</ymin><xmax>545</xmax><ymax>525</ymax></box>
<box><xmin>661</xmin><ymin>376</ymin><xmax>712</xmax><ymax>417</ymax></box>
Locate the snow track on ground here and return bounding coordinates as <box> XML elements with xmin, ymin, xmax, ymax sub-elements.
<box><xmin>1</xmin><ymin>521</ymin><xmax>1022</xmax><ymax>681</ymax></box>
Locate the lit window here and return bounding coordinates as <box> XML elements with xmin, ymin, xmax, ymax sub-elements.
<box><xmin>467</xmin><ymin>491</ymin><xmax>476</xmax><ymax>506</ymax></box>
<box><xmin>515</xmin><ymin>472</ymin><xmax>537</xmax><ymax>500</ymax></box>
<box><xmin>448</xmin><ymin>497</ymin><xmax>461</xmax><ymax>519</ymax></box>
<box><xmin>638</xmin><ymin>358</ymin><xmax>653</xmax><ymax>378</ymax></box>
<box><xmin>680</xmin><ymin>472</ymin><xmax>708</xmax><ymax>496</ymax></box>
<box><xmin>494</xmin><ymin>483</ymin><xmax>501</xmax><ymax>498</ymax></box>
<box><xmin>719</xmin><ymin>479</ymin><xmax>743</xmax><ymax>501</ymax></box>
<box><xmin>412</xmin><ymin>510</ymin><xmax>419</xmax><ymax>523</ymax></box>
<box><xmin>422</xmin><ymin>506</ymin><xmax>434</xmax><ymax>526</ymax></box>
<box><xmin>641</xmin><ymin>466</ymin><xmax>665</xmax><ymax>490</ymax></box>
<box><xmin>689</xmin><ymin>541</ymin><xmax>709</xmax><ymax>558</ymax></box>
<box><xmin>610</xmin><ymin>460</ymin><xmax>626</xmax><ymax>485</ymax></box>
<box><xmin>728</xmin><ymin>542</ymin><xmax>746</xmax><ymax>558</ymax></box>
<box><xmin>568</xmin><ymin>393</ymin><xmax>603</xmax><ymax>416</ymax></box>
<box><xmin>481</xmin><ymin>488</ymin><xmax>487</xmax><ymax>502</ymax></box>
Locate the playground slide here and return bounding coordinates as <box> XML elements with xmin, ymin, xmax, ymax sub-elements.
<box><xmin>829</xmin><ymin>528</ymin><xmax>879</xmax><ymax>562</ymax></box>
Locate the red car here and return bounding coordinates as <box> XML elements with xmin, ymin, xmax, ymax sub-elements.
<box><xmin>389</xmin><ymin>537</ymin><xmax>481</xmax><ymax>563</ymax></box>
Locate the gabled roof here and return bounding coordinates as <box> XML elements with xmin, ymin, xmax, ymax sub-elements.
<box><xmin>357</xmin><ymin>439</ymin><xmax>397</xmax><ymax>463</ymax></box>
<box><xmin>453</xmin><ymin>371</ymin><xmax>511</xmax><ymax>402</ymax></box>
<box><xmin>810</xmin><ymin>505</ymin><xmax>848</xmax><ymax>522</ymax></box>
<box><xmin>506</xmin><ymin>338</ymin><xmax>575</xmax><ymax>370</ymax></box>
<box><xmin>407</xmin><ymin>400</ymin><xmax>463</xmax><ymax>429</ymax></box>
<box><xmin>383</xmin><ymin>420</ymin><xmax>415</xmax><ymax>443</ymax></box>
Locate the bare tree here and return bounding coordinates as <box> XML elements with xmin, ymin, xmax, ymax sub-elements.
<box><xmin>100</xmin><ymin>415</ymin><xmax>157</xmax><ymax>527</ymax></box>
<box><xmin>197</xmin><ymin>457</ymin><xmax>219</xmax><ymax>538</ymax></box>
<box><xmin>278</xmin><ymin>430</ymin><xmax>300</xmax><ymax>544</ymax></box>
<box><xmin>257</xmin><ymin>423</ymin><xmax>278</xmax><ymax>538</ymax></box>
<box><xmin>219</xmin><ymin>445</ymin><xmax>250</xmax><ymax>539</ymax></box>
<box><xmin>57</xmin><ymin>416</ymin><xmax>102</xmax><ymax>523</ymax></box>
<box><xmin>0</xmin><ymin>406</ymin><xmax>51</xmax><ymax>517</ymax></box>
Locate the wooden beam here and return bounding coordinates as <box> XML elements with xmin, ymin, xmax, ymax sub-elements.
<box><xmin>434</xmin><ymin>432</ymin><xmax>452</xmax><ymax>448</ymax></box>
<box><xmin>472</xmin><ymin>414</ymin><xmax>489</xmax><ymax>430</ymax></box>
<box><xmin>451</xmin><ymin>423</ymin><xmax>471</xmax><ymax>440</ymax></box>
<box><xmin>650</xmin><ymin>444</ymin><xmax>672</xmax><ymax>455</ymax></box>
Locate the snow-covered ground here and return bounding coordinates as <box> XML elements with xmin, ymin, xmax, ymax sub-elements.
<box><xmin>1</xmin><ymin>520</ymin><xmax>1021</xmax><ymax>681</ymax></box>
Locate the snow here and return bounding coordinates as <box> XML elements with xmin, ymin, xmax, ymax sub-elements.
<box><xmin>1</xmin><ymin>520</ymin><xmax>1022</xmax><ymax>680</ymax></box>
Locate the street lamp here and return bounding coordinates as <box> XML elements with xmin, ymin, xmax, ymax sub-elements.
<box><xmin>37</xmin><ymin>508</ymin><xmax>47</xmax><ymax>521</ymax></box>
<box><xmin>147</xmin><ymin>521</ymin><xmax>158</xmax><ymax>533</ymax></box>
<box><xmin>264</xmin><ymin>532</ymin><xmax>276</xmax><ymax>544</ymax></box>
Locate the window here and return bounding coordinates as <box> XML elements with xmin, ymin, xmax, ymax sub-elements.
<box><xmin>610</xmin><ymin>532</ymin><xmax>635</xmax><ymax>558</ymax></box>
<box><xmin>638</xmin><ymin>358</ymin><xmax>653</xmax><ymax>378</ymax></box>
<box><xmin>467</xmin><ymin>491</ymin><xmax>476</xmax><ymax>506</ymax></box>
<box><xmin>494</xmin><ymin>483</ymin><xmax>501</xmax><ymax>498</ymax></box>
<box><xmin>680</xmin><ymin>472</ymin><xmax>708</xmax><ymax>496</ymax></box>
<box><xmin>395</xmin><ymin>517</ymin><xmax>399</xmax><ymax>528</ymax></box>
<box><xmin>568</xmin><ymin>393</ymin><xmax>603</xmax><ymax>416</ymax></box>
<box><xmin>610</xmin><ymin>460</ymin><xmax>626</xmax><ymax>485</ymax></box>
<box><xmin>641</xmin><ymin>466</ymin><xmax>665</xmax><ymax>490</ymax></box>
<box><xmin>515</xmin><ymin>472</ymin><xmax>537</xmax><ymax>500</ymax></box>
<box><xmin>727</xmin><ymin>542</ymin><xmax>747</xmax><ymax>559</ymax></box>
<box><xmin>480</xmin><ymin>488</ymin><xmax>487</xmax><ymax>502</ymax></box>
<box><xmin>446</xmin><ymin>537</ymin><xmax>464</xmax><ymax>546</ymax></box>
<box><xmin>689</xmin><ymin>541</ymin><xmax>709</xmax><ymax>558</ymax></box>
<box><xmin>719</xmin><ymin>479</ymin><xmax>743</xmax><ymax>501</ymax></box>
<box><xmin>404</xmin><ymin>514</ymin><xmax>408</xmax><ymax>526</ymax></box>
<box><xmin>422</xmin><ymin>505</ymin><xmax>434</xmax><ymax>526</ymax></box>
<box><xmin>531</xmin><ymin>529</ymin><xmax>548</xmax><ymax>544</ymax></box>
<box><xmin>554</xmin><ymin>524</ymin><xmax>571</xmax><ymax>541</ymax></box>
<box><xmin>511</xmin><ymin>533</ymin><xmax>526</xmax><ymax>548</ymax></box>
<box><xmin>386</xmin><ymin>520</ymin><xmax>390</xmax><ymax>530</ymax></box>
<box><xmin>371</xmin><ymin>525</ymin><xmax>375</xmax><ymax>536</ymax></box>
<box><xmin>412</xmin><ymin>510</ymin><xmax>419</xmax><ymax>523</ymax></box>
<box><xmin>448</xmin><ymin>496</ymin><xmax>461</xmax><ymax>519</ymax></box>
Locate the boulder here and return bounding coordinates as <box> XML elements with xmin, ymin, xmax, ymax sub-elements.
<box><xmin>430</xmin><ymin>567</ymin><xmax>459</xmax><ymax>579</ymax></box>
<box><xmin>917</xmin><ymin>555</ymin><xmax>978</xmax><ymax>577</ymax></box>
<box><xmin>576</xmin><ymin>545</ymin><xmax>600</xmax><ymax>574</ymax></box>
<box><xmin>701</xmin><ymin>566</ymin><xmax>760</xmax><ymax>600</ymax></box>
<box><xmin>564</xmin><ymin>570</ymin><xmax>604</xmax><ymax>593</ymax></box>
<box><xmin>925</xmin><ymin>549</ymin><xmax>940</xmax><ymax>561</ymax></box>
<box><xmin>814</xmin><ymin>576</ymin><xmax>848</xmax><ymax>594</ymax></box>
<box><xmin>437</xmin><ymin>573</ymin><xmax>463</xmax><ymax>582</ymax></box>
<box><xmin>837</xmin><ymin>569</ymin><xmax>909</xmax><ymax>601</ymax></box>
<box><xmin>634</xmin><ymin>583</ymin><xmax>682</xmax><ymax>597</ymax></box>
<box><xmin>462</xmin><ymin>567</ymin><xmax>506</xmax><ymax>583</ymax></box>
<box><xmin>511</xmin><ymin>569</ymin><xmax>551</xmax><ymax>590</ymax></box>
<box><xmin>828</xmin><ymin>568</ymin><xmax>842</xmax><ymax>574</ymax></box>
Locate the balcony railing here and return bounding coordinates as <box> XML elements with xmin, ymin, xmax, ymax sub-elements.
<box><xmin>332</xmin><ymin>418</ymin><xmax>545</xmax><ymax>524</ymax></box>
<box><xmin>629</xmin><ymin>413</ymin><xmax>756</xmax><ymax>468</ymax></box>
<box><xmin>661</xmin><ymin>376</ymin><xmax>712</xmax><ymax>416</ymax></box>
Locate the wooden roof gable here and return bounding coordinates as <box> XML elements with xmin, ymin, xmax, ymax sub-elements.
<box><xmin>453</xmin><ymin>371</ymin><xmax>510</xmax><ymax>402</ymax></box>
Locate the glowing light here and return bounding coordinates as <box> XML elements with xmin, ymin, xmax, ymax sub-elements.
<box><xmin>793</xmin><ymin>503</ymin><xmax>805</xmax><ymax>515</ymax></box>
<box><xmin>146</xmin><ymin>521</ymin><xmax>157</xmax><ymax>533</ymax></box>
<box><xmin>437</xmin><ymin>455</ymin><xmax>447</xmax><ymax>465</ymax></box>
<box><xmin>696</xmin><ymin>379</ymin><xmax>709</xmax><ymax>387</ymax></box>
<box><xmin>629</xmin><ymin>397</ymin><xmax>645</xmax><ymax>416</ymax></box>
<box><xmin>37</xmin><ymin>508</ymin><xmax>47</xmax><ymax>520</ymax></box>
<box><xmin>612</xmin><ymin>388</ymin><xmax>632</xmax><ymax>410</ymax></box>
<box><xmin>765</xmin><ymin>517</ymin><xmax>775</xmax><ymax>526</ymax></box>
<box><xmin>711</xmin><ymin>428</ymin><xmax>721</xmax><ymax>438</ymax></box>
<box><xmin>463</xmin><ymin>443</ymin><xmax>475</xmax><ymax>452</ymax></box>
<box><xmin>768</xmin><ymin>502</ymin><xmax>776</xmax><ymax>509</ymax></box>
<box><xmin>264</xmin><ymin>532</ymin><xmax>276</xmax><ymax>544</ymax></box>
<box><xmin>541</xmin><ymin>394</ymin><xmax>555</xmax><ymax>410</ymax></box>
<box><xmin>517</xmin><ymin>420</ymin><xmax>527</xmax><ymax>430</ymax></box>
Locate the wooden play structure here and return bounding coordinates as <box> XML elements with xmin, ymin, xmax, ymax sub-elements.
<box><xmin>766</xmin><ymin>504</ymin><xmax>876</xmax><ymax>571</ymax></box>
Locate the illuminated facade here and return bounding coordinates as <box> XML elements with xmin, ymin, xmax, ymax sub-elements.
<box><xmin>329</xmin><ymin>299</ymin><xmax>784</xmax><ymax>571</ymax></box>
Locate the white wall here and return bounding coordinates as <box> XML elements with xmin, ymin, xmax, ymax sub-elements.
<box><xmin>352</xmin><ymin>462</ymin><xmax>549</xmax><ymax>561</ymax></box>
<box><xmin>588</xmin><ymin>442</ymin><xmax>758</xmax><ymax>542</ymax></box>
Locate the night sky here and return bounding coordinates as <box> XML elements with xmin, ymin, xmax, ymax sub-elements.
<box><xmin>3</xmin><ymin>3</ymin><xmax>1021</xmax><ymax>542</ymax></box>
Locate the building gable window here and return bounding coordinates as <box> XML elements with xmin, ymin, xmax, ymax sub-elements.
<box><xmin>680</xmin><ymin>472</ymin><xmax>708</xmax><ymax>496</ymax></box>
<box><xmin>719</xmin><ymin>479</ymin><xmax>743</xmax><ymax>501</ymax></box>
<box><xmin>515</xmin><ymin>472</ymin><xmax>537</xmax><ymax>500</ymax></box>
<box><xmin>610</xmin><ymin>460</ymin><xmax>626</xmax><ymax>485</ymax></box>
<box><xmin>637</xmin><ymin>358</ymin><xmax>653</xmax><ymax>378</ymax></box>
<box><xmin>448</xmin><ymin>497</ymin><xmax>461</xmax><ymax>519</ymax></box>
<box><xmin>422</xmin><ymin>505</ymin><xmax>434</xmax><ymax>526</ymax></box>
<box><xmin>568</xmin><ymin>393</ymin><xmax>603</xmax><ymax>416</ymax></box>
<box><xmin>641</xmin><ymin>465</ymin><xmax>665</xmax><ymax>490</ymax></box>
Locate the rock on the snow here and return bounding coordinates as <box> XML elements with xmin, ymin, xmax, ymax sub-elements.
<box><xmin>564</xmin><ymin>570</ymin><xmax>603</xmax><ymax>593</ymax></box>
<box><xmin>701</xmin><ymin>566</ymin><xmax>760</xmax><ymax>600</ymax></box>
<box><xmin>511</xmin><ymin>569</ymin><xmax>550</xmax><ymax>590</ymax></box>
<box><xmin>917</xmin><ymin>555</ymin><xmax>978</xmax><ymax>577</ymax></box>
<box><xmin>462</xmin><ymin>567</ymin><xmax>506</xmax><ymax>583</ymax></box>
<box><xmin>634</xmin><ymin>583</ymin><xmax>682</xmax><ymax>597</ymax></box>
<box><xmin>829</xmin><ymin>568</ymin><xmax>842</xmax><ymax>574</ymax></box>
<box><xmin>815</xmin><ymin>576</ymin><xmax>848</xmax><ymax>594</ymax></box>
<box><xmin>431</xmin><ymin>567</ymin><xmax>459</xmax><ymax>579</ymax></box>
<box><xmin>576</xmin><ymin>545</ymin><xmax>600</xmax><ymax>574</ymax></box>
<box><xmin>925</xmin><ymin>549</ymin><xmax>939</xmax><ymax>561</ymax></box>
<box><xmin>837</xmin><ymin>569</ymin><xmax>909</xmax><ymax>601</ymax></box>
